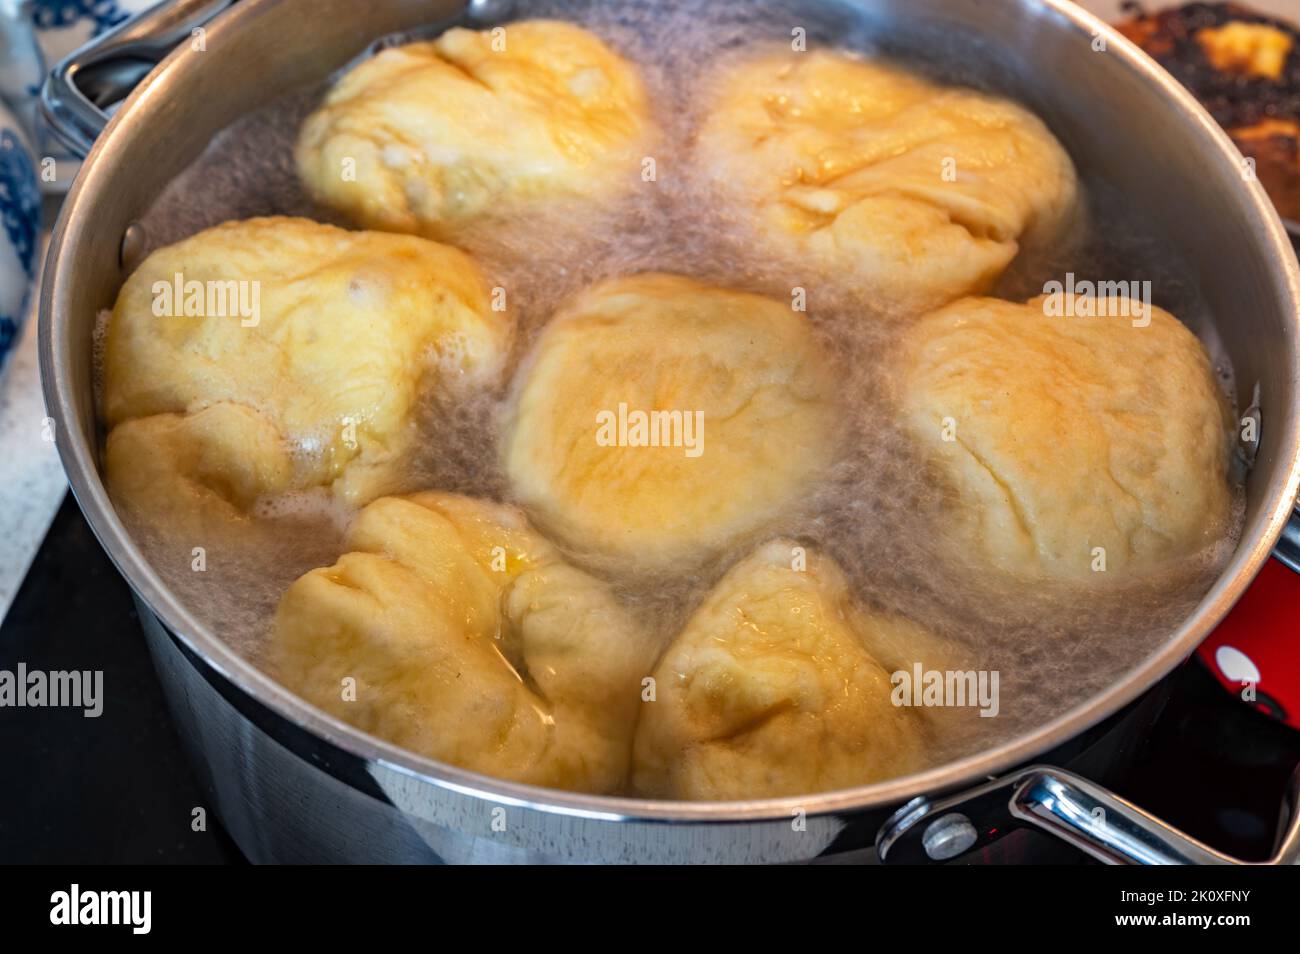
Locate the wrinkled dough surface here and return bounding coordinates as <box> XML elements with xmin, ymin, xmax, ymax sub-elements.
<box><xmin>501</xmin><ymin>273</ymin><xmax>840</xmax><ymax>574</ymax></box>
<box><xmin>695</xmin><ymin>50</ymin><xmax>1079</xmax><ymax>314</ymax></box>
<box><xmin>104</xmin><ymin>216</ymin><xmax>508</xmax><ymax>528</ymax></box>
<box><xmin>899</xmin><ymin>295</ymin><xmax>1233</xmax><ymax>580</ymax></box>
<box><xmin>105</xmin><ymin>404</ymin><xmax>294</xmax><ymax>538</ymax></box>
<box><xmin>633</xmin><ymin>540</ymin><xmax>945</xmax><ymax>799</ymax></box>
<box><xmin>297</xmin><ymin>19</ymin><xmax>652</xmax><ymax>238</ymax></box>
<box><xmin>268</xmin><ymin>492</ymin><xmax>656</xmax><ymax>793</ymax></box>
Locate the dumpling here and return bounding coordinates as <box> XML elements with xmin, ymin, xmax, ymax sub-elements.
<box><xmin>633</xmin><ymin>540</ymin><xmax>950</xmax><ymax>800</ymax></box>
<box><xmin>103</xmin><ymin>216</ymin><xmax>509</xmax><ymax>528</ymax></box>
<box><xmin>267</xmin><ymin>492</ymin><xmax>657</xmax><ymax>793</ymax></box>
<box><xmin>695</xmin><ymin>50</ymin><xmax>1079</xmax><ymax>315</ymax></box>
<box><xmin>898</xmin><ymin>295</ymin><xmax>1234</xmax><ymax>580</ymax></box>
<box><xmin>501</xmin><ymin>273</ymin><xmax>840</xmax><ymax>575</ymax></box>
<box><xmin>296</xmin><ymin>20</ymin><xmax>652</xmax><ymax>239</ymax></box>
<box><xmin>105</xmin><ymin>405</ymin><xmax>295</xmax><ymax>536</ymax></box>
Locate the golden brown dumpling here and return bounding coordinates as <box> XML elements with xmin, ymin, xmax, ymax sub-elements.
<box><xmin>899</xmin><ymin>295</ymin><xmax>1234</xmax><ymax>580</ymax></box>
<box><xmin>267</xmin><ymin>492</ymin><xmax>657</xmax><ymax>793</ymax></box>
<box><xmin>501</xmin><ymin>273</ymin><xmax>839</xmax><ymax>574</ymax></box>
<box><xmin>103</xmin><ymin>216</ymin><xmax>509</xmax><ymax>529</ymax></box>
<box><xmin>105</xmin><ymin>405</ymin><xmax>294</xmax><ymax>537</ymax></box>
<box><xmin>296</xmin><ymin>20</ymin><xmax>652</xmax><ymax>239</ymax></box>
<box><xmin>633</xmin><ymin>540</ymin><xmax>950</xmax><ymax>800</ymax></box>
<box><xmin>695</xmin><ymin>50</ymin><xmax>1079</xmax><ymax>314</ymax></box>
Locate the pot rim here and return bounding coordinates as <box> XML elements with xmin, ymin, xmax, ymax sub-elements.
<box><xmin>38</xmin><ymin>0</ymin><xmax>1300</xmax><ymax>824</ymax></box>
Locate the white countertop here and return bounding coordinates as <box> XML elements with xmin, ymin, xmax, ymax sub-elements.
<box><xmin>0</xmin><ymin>241</ymin><xmax>68</xmax><ymax>619</ymax></box>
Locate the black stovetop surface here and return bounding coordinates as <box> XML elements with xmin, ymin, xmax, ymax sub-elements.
<box><xmin>1</xmin><ymin>496</ymin><xmax>1297</xmax><ymax>864</ymax></box>
<box><xmin>0</xmin><ymin>497</ymin><xmax>243</xmax><ymax>864</ymax></box>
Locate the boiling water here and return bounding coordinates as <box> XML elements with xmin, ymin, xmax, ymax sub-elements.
<box><xmin>102</xmin><ymin>0</ymin><xmax>1247</xmax><ymax>782</ymax></box>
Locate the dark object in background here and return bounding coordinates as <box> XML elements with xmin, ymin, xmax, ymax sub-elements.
<box><xmin>1117</xmin><ymin>2</ymin><xmax>1300</xmax><ymax>221</ymax></box>
<box><xmin>0</xmin><ymin>496</ymin><xmax>244</xmax><ymax>864</ymax></box>
<box><xmin>1126</xmin><ymin>657</ymin><xmax>1300</xmax><ymax>861</ymax></box>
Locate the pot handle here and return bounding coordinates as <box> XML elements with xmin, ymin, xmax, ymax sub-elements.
<box><xmin>877</xmin><ymin>762</ymin><xmax>1300</xmax><ymax>864</ymax></box>
<box><xmin>39</xmin><ymin>0</ymin><xmax>237</xmax><ymax>159</ymax></box>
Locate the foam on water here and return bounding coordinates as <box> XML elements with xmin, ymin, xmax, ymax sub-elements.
<box><xmin>104</xmin><ymin>0</ymin><xmax>1249</xmax><ymax>782</ymax></box>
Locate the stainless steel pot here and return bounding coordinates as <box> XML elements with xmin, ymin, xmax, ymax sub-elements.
<box><xmin>37</xmin><ymin>0</ymin><xmax>1300</xmax><ymax>863</ymax></box>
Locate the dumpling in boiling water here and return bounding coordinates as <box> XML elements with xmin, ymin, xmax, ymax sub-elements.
<box><xmin>267</xmin><ymin>492</ymin><xmax>656</xmax><ymax>794</ymax></box>
<box><xmin>105</xmin><ymin>405</ymin><xmax>295</xmax><ymax>536</ymax></box>
<box><xmin>633</xmin><ymin>540</ymin><xmax>958</xmax><ymax>800</ymax></box>
<box><xmin>694</xmin><ymin>50</ymin><xmax>1079</xmax><ymax>315</ymax></box>
<box><xmin>501</xmin><ymin>273</ymin><xmax>840</xmax><ymax>575</ymax></box>
<box><xmin>296</xmin><ymin>20</ymin><xmax>653</xmax><ymax>239</ymax></box>
<box><xmin>898</xmin><ymin>295</ymin><xmax>1235</xmax><ymax>581</ymax></box>
<box><xmin>103</xmin><ymin>216</ymin><xmax>509</xmax><ymax>530</ymax></box>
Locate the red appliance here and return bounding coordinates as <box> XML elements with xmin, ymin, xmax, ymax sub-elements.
<box><xmin>1197</xmin><ymin>556</ymin><xmax>1300</xmax><ymax>729</ymax></box>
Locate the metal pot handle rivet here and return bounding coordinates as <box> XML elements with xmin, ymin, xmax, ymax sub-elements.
<box><xmin>878</xmin><ymin>763</ymin><xmax>1300</xmax><ymax>864</ymax></box>
<box><xmin>466</xmin><ymin>0</ymin><xmax>517</xmax><ymax>25</ymax></box>
<box><xmin>922</xmin><ymin>813</ymin><xmax>979</xmax><ymax>860</ymax></box>
<box><xmin>119</xmin><ymin>222</ymin><xmax>148</xmax><ymax>273</ymax></box>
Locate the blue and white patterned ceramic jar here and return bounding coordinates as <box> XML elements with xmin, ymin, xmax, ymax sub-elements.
<box><xmin>0</xmin><ymin>98</ymin><xmax>40</xmax><ymax>370</ymax></box>
<box><xmin>30</xmin><ymin>0</ymin><xmax>147</xmax><ymax>66</ymax></box>
<box><xmin>0</xmin><ymin>1</ymin><xmax>43</xmax><ymax>368</ymax></box>
<box><xmin>0</xmin><ymin>0</ymin><xmax>149</xmax><ymax>368</ymax></box>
